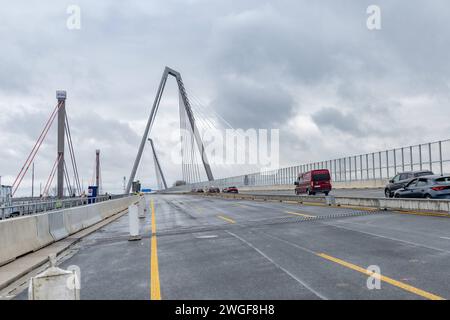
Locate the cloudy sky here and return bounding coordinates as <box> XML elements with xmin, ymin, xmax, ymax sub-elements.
<box><xmin>1</xmin><ymin>0</ymin><xmax>450</xmax><ymax>195</ymax></box>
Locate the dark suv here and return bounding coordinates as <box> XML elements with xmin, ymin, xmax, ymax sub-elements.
<box><xmin>385</xmin><ymin>170</ymin><xmax>433</xmax><ymax>198</ymax></box>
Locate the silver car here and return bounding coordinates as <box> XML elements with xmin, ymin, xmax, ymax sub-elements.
<box><xmin>393</xmin><ymin>175</ymin><xmax>450</xmax><ymax>199</ymax></box>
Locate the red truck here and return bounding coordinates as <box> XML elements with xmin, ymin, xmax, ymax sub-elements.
<box><xmin>294</xmin><ymin>169</ymin><xmax>332</xmax><ymax>196</ymax></box>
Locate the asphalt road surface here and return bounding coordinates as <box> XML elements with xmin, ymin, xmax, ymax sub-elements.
<box><xmin>15</xmin><ymin>194</ymin><xmax>450</xmax><ymax>300</ymax></box>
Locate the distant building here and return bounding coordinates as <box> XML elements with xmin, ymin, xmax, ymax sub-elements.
<box><xmin>173</xmin><ymin>180</ymin><xmax>187</xmax><ymax>187</ymax></box>
<box><xmin>132</xmin><ymin>181</ymin><xmax>141</xmax><ymax>193</ymax></box>
<box><xmin>0</xmin><ymin>185</ymin><xmax>12</xmax><ymax>206</ymax></box>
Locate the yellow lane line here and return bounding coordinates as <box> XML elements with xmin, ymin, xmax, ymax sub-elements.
<box><xmin>217</xmin><ymin>215</ymin><xmax>236</xmax><ymax>224</ymax></box>
<box><xmin>335</xmin><ymin>205</ymin><xmax>378</xmax><ymax>212</ymax></box>
<box><xmin>301</xmin><ymin>202</ymin><xmax>377</xmax><ymax>212</ymax></box>
<box><xmin>393</xmin><ymin>210</ymin><xmax>450</xmax><ymax>218</ymax></box>
<box><xmin>285</xmin><ymin>211</ymin><xmax>316</xmax><ymax>218</ymax></box>
<box><xmin>301</xmin><ymin>202</ymin><xmax>328</xmax><ymax>207</ymax></box>
<box><xmin>150</xmin><ymin>199</ymin><xmax>161</xmax><ymax>300</ymax></box>
<box><xmin>317</xmin><ymin>253</ymin><xmax>445</xmax><ymax>300</ymax></box>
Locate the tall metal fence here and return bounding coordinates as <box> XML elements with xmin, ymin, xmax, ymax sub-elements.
<box><xmin>171</xmin><ymin>139</ymin><xmax>450</xmax><ymax>191</ymax></box>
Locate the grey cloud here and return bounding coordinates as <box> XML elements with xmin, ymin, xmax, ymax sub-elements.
<box><xmin>311</xmin><ymin>107</ymin><xmax>363</xmax><ymax>136</ymax></box>
<box><xmin>211</xmin><ymin>79</ymin><xmax>294</xmax><ymax>129</ymax></box>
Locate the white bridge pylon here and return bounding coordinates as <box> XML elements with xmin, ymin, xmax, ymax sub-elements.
<box><xmin>126</xmin><ymin>67</ymin><xmax>214</xmax><ymax>193</ymax></box>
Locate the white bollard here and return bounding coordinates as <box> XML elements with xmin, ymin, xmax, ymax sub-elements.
<box><xmin>28</xmin><ymin>255</ymin><xmax>80</xmax><ymax>300</ymax></box>
<box><xmin>138</xmin><ymin>196</ymin><xmax>145</xmax><ymax>219</ymax></box>
<box><xmin>128</xmin><ymin>204</ymin><xmax>141</xmax><ymax>241</ymax></box>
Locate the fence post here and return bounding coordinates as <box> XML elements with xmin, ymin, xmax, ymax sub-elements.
<box><xmin>419</xmin><ymin>144</ymin><xmax>423</xmax><ymax>171</ymax></box>
<box><xmin>349</xmin><ymin>157</ymin><xmax>352</xmax><ymax>181</ymax></box>
<box><xmin>334</xmin><ymin>160</ymin><xmax>336</xmax><ymax>181</ymax></box>
<box><xmin>343</xmin><ymin>158</ymin><xmax>347</xmax><ymax>181</ymax></box>
<box><xmin>386</xmin><ymin>150</ymin><xmax>389</xmax><ymax>178</ymax></box>
<box><xmin>372</xmin><ymin>153</ymin><xmax>376</xmax><ymax>179</ymax></box>
<box><xmin>410</xmin><ymin>146</ymin><xmax>414</xmax><ymax>171</ymax></box>
<box><xmin>379</xmin><ymin>152</ymin><xmax>382</xmax><ymax>179</ymax></box>
<box><xmin>439</xmin><ymin>141</ymin><xmax>443</xmax><ymax>175</ymax></box>
<box><xmin>428</xmin><ymin>143</ymin><xmax>432</xmax><ymax>172</ymax></box>
<box><xmin>393</xmin><ymin>149</ymin><xmax>397</xmax><ymax>175</ymax></box>
<box><xmin>366</xmin><ymin>153</ymin><xmax>369</xmax><ymax>179</ymax></box>
<box><xmin>360</xmin><ymin>155</ymin><xmax>363</xmax><ymax>180</ymax></box>
<box><xmin>401</xmin><ymin>147</ymin><xmax>405</xmax><ymax>172</ymax></box>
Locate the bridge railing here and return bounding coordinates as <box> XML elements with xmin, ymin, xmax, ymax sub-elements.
<box><xmin>166</xmin><ymin>138</ymin><xmax>450</xmax><ymax>191</ymax></box>
<box><xmin>0</xmin><ymin>194</ymin><xmax>126</xmax><ymax>220</ymax></box>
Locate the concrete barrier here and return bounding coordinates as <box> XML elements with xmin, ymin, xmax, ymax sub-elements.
<box><xmin>48</xmin><ymin>210</ymin><xmax>69</xmax><ymax>241</ymax></box>
<box><xmin>202</xmin><ymin>192</ymin><xmax>324</xmax><ymax>204</ymax></box>
<box><xmin>0</xmin><ymin>216</ymin><xmax>40</xmax><ymax>266</ymax></box>
<box><xmin>237</xmin><ymin>179</ymin><xmax>388</xmax><ymax>193</ymax></box>
<box><xmin>333</xmin><ymin>197</ymin><xmax>450</xmax><ymax>214</ymax></box>
<box><xmin>198</xmin><ymin>193</ymin><xmax>450</xmax><ymax>216</ymax></box>
<box><xmin>84</xmin><ymin>205</ymin><xmax>102</xmax><ymax>228</ymax></box>
<box><xmin>64</xmin><ymin>207</ymin><xmax>87</xmax><ymax>234</ymax></box>
<box><xmin>335</xmin><ymin>197</ymin><xmax>381</xmax><ymax>208</ymax></box>
<box><xmin>97</xmin><ymin>200</ymin><xmax>116</xmax><ymax>219</ymax></box>
<box><xmin>34</xmin><ymin>213</ymin><xmax>54</xmax><ymax>250</ymax></box>
<box><xmin>378</xmin><ymin>198</ymin><xmax>450</xmax><ymax>212</ymax></box>
<box><xmin>0</xmin><ymin>196</ymin><xmax>138</xmax><ymax>267</ymax></box>
<box><xmin>98</xmin><ymin>197</ymin><xmax>132</xmax><ymax>219</ymax></box>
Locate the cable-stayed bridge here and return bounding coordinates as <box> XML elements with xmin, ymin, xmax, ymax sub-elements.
<box><xmin>1</xmin><ymin>67</ymin><xmax>450</xmax><ymax>301</ymax></box>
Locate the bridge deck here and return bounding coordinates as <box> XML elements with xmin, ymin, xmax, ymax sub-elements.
<box><xmin>13</xmin><ymin>194</ymin><xmax>450</xmax><ymax>300</ymax></box>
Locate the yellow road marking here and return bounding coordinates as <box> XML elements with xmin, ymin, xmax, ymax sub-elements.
<box><xmin>301</xmin><ymin>201</ymin><xmax>327</xmax><ymax>207</ymax></box>
<box><xmin>285</xmin><ymin>211</ymin><xmax>316</xmax><ymax>218</ymax></box>
<box><xmin>393</xmin><ymin>210</ymin><xmax>450</xmax><ymax>218</ymax></box>
<box><xmin>217</xmin><ymin>215</ymin><xmax>236</xmax><ymax>224</ymax></box>
<box><xmin>300</xmin><ymin>202</ymin><xmax>377</xmax><ymax>212</ymax></box>
<box><xmin>336</xmin><ymin>205</ymin><xmax>378</xmax><ymax>212</ymax></box>
<box><xmin>282</xmin><ymin>200</ymin><xmax>378</xmax><ymax>213</ymax></box>
<box><xmin>150</xmin><ymin>199</ymin><xmax>161</xmax><ymax>300</ymax></box>
<box><xmin>317</xmin><ymin>253</ymin><xmax>445</xmax><ymax>300</ymax></box>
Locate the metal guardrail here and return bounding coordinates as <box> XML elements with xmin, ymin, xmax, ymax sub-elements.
<box><xmin>166</xmin><ymin>138</ymin><xmax>450</xmax><ymax>191</ymax></box>
<box><xmin>0</xmin><ymin>194</ymin><xmax>126</xmax><ymax>220</ymax></box>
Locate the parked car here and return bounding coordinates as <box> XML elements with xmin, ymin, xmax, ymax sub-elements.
<box><xmin>385</xmin><ymin>170</ymin><xmax>433</xmax><ymax>198</ymax></box>
<box><xmin>191</xmin><ymin>188</ymin><xmax>197</xmax><ymax>193</ymax></box>
<box><xmin>196</xmin><ymin>188</ymin><xmax>205</xmax><ymax>193</ymax></box>
<box><xmin>223</xmin><ymin>186</ymin><xmax>239</xmax><ymax>194</ymax></box>
<box><xmin>294</xmin><ymin>169</ymin><xmax>332</xmax><ymax>196</ymax></box>
<box><xmin>393</xmin><ymin>175</ymin><xmax>450</xmax><ymax>199</ymax></box>
<box><xmin>208</xmin><ymin>187</ymin><xmax>220</xmax><ymax>193</ymax></box>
